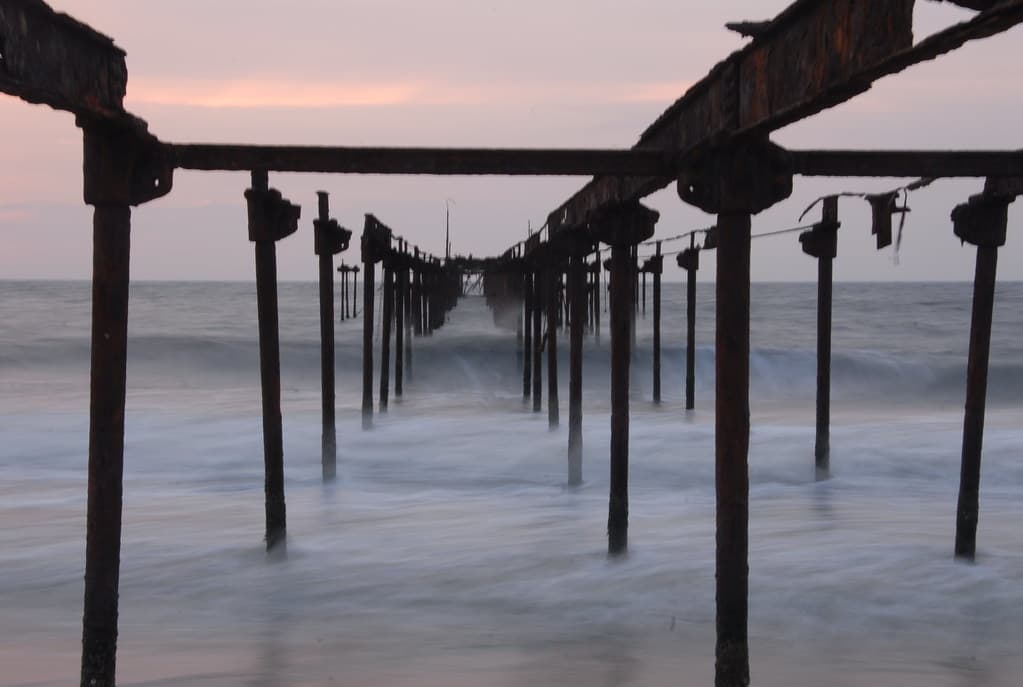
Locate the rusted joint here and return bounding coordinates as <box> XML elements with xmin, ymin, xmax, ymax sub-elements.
<box><xmin>640</xmin><ymin>255</ymin><xmax>664</xmax><ymax>274</ymax></box>
<box><xmin>677</xmin><ymin>247</ymin><xmax>701</xmax><ymax>271</ymax></box>
<box><xmin>589</xmin><ymin>202</ymin><xmax>659</xmax><ymax>247</ymax></box>
<box><xmin>952</xmin><ymin>192</ymin><xmax>1011</xmax><ymax>248</ymax></box>
<box><xmin>799</xmin><ymin>196</ymin><xmax>840</xmax><ymax>259</ymax></box>
<box><xmin>245</xmin><ymin>188</ymin><xmax>300</xmax><ymax>243</ymax></box>
<box><xmin>314</xmin><ymin>218</ymin><xmax>352</xmax><ymax>256</ymax></box>
<box><xmin>81</xmin><ymin>122</ymin><xmax>173</xmax><ymax>206</ymax></box>
<box><xmin>361</xmin><ymin>214</ymin><xmax>393</xmax><ymax>264</ymax></box>
<box><xmin>676</xmin><ymin>138</ymin><xmax>792</xmax><ymax>214</ymax></box>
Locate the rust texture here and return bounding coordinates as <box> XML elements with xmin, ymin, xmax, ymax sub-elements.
<box><xmin>952</xmin><ymin>190</ymin><xmax>1012</xmax><ymax>560</ymax></box>
<box><xmin>800</xmin><ymin>197</ymin><xmax>840</xmax><ymax>479</ymax></box>
<box><xmin>247</xmin><ymin>170</ymin><xmax>293</xmax><ymax>553</ymax></box>
<box><xmin>0</xmin><ymin>0</ymin><xmax>127</xmax><ymax>119</ymax></box>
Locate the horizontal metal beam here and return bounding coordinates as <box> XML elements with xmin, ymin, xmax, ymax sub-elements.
<box><xmin>792</xmin><ymin>150</ymin><xmax>1023</xmax><ymax>178</ymax></box>
<box><xmin>170</xmin><ymin>144</ymin><xmax>677</xmax><ymax>177</ymax></box>
<box><xmin>0</xmin><ymin>0</ymin><xmax>127</xmax><ymax>119</ymax></box>
<box><xmin>549</xmin><ymin>0</ymin><xmax>1023</xmax><ymax>231</ymax></box>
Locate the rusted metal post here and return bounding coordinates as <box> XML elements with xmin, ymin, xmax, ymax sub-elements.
<box><xmin>532</xmin><ymin>268</ymin><xmax>543</xmax><ymax>413</ymax></box>
<box><xmin>642</xmin><ymin>270</ymin><xmax>647</xmax><ymax>317</ymax></box>
<box><xmin>951</xmin><ymin>191</ymin><xmax>1011</xmax><ymax>561</ymax></box>
<box><xmin>315</xmin><ymin>192</ymin><xmax>336</xmax><ymax>481</ymax></box>
<box><xmin>799</xmin><ymin>198</ymin><xmax>839</xmax><ymax>479</ymax></box>
<box><xmin>379</xmin><ymin>255</ymin><xmax>394</xmax><ymax>412</ymax></box>
<box><xmin>715</xmin><ymin>211</ymin><xmax>752</xmax><ymax>687</ymax></box>
<box><xmin>594</xmin><ymin>253</ymin><xmax>601</xmax><ymax>342</ymax></box>
<box><xmin>547</xmin><ymin>263</ymin><xmax>560</xmax><ymax>429</ymax></box>
<box><xmin>608</xmin><ymin>244</ymin><xmax>633</xmax><ymax>554</ymax></box>
<box><xmin>568</xmin><ymin>251</ymin><xmax>586</xmax><ymax>485</ymax></box>
<box><xmin>361</xmin><ymin>236</ymin><xmax>376</xmax><ymax>429</ymax></box>
<box><xmin>593</xmin><ymin>203</ymin><xmax>658</xmax><ymax>556</ymax></box>
<box><xmin>677</xmin><ymin>139</ymin><xmax>793</xmax><ymax>687</ymax></box>
<box><xmin>412</xmin><ymin>248</ymin><xmax>423</xmax><ymax>336</ymax></box>
<box><xmin>404</xmin><ymin>259</ymin><xmax>413</xmax><ymax>379</ymax></box>
<box><xmin>652</xmin><ymin>242</ymin><xmax>662</xmax><ymax>404</ymax></box>
<box><xmin>245</xmin><ymin>169</ymin><xmax>299</xmax><ymax>553</ymax></box>
<box><xmin>395</xmin><ymin>246</ymin><xmax>406</xmax><ymax>399</ymax></box>
<box><xmin>685</xmin><ymin>242</ymin><xmax>698</xmax><ymax>411</ymax></box>
<box><xmin>79</xmin><ymin>125</ymin><xmax>150</xmax><ymax>687</ymax></box>
<box><xmin>523</xmin><ymin>271</ymin><xmax>533</xmax><ymax>400</ymax></box>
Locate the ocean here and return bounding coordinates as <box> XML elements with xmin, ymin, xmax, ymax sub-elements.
<box><xmin>1</xmin><ymin>279</ymin><xmax>1021</xmax><ymax>686</ymax></box>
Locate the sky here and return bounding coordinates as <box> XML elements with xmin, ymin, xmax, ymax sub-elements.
<box><xmin>1</xmin><ymin>0</ymin><xmax>1021</xmax><ymax>282</ymax></box>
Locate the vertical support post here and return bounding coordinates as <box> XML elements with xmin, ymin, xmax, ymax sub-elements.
<box><xmin>362</xmin><ymin>238</ymin><xmax>376</xmax><ymax>429</ymax></box>
<box><xmin>405</xmin><ymin>259</ymin><xmax>413</xmax><ymax>380</ymax></box>
<box><xmin>547</xmin><ymin>264</ymin><xmax>560</xmax><ymax>429</ymax></box>
<box><xmin>955</xmin><ymin>245</ymin><xmax>998</xmax><ymax>560</ymax></box>
<box><xmin>248</xmin><ymin>169</ymin><xmax>290</xmax><ymax>552</ymax></box>
<box><xmin>379</xmin><ymin>257</ymin><xmax>394</xmax><ymax>412</ymax></box>
<box><xmin>316</xmin><ymin>192</ymin><xmax>337</xmax><ymax>481</ymax></box>
<box><xmin>523</xmin><ymin>271</ymin><xmax>533</xmax><ymax>400</ymax></box>
<box><xmin>395</xmin><ymin>247</ymin><xmax>405</xmax><ymax>399</ymax></box>
<box><xmin>339</xmin><ymin>269</ymin><xmax>347</xmax><ymax>322</ymax></box>
<box><xmin>568</xmin><ymin>252</ymin><xmax>586</xmax><ymax>485</ymax></box>
<box><xmin>951</xmin><ymin>191</ymin><xmax>1009</xmax><ymax>561</ymax></box>
<box><xmin>412</xmin><ymin>249</ymin><xmax>423</xmax><ymax>336</ymax></box>
<box><xmin>608</xmin><ymin>243</ymin><xmax>633</xmax><ymax>554</ymax></box>
<box><xmin>653</xmin><ymin>241</ymin><xmax>662</xmax><ymax>404</ymax></box>
<box><xmin>681</xmin><ymin>237</ymin><xmax>700</xmax><ymax>412</ymax></box>
<box><xmin>79</xmin><ymin>126</ymin><xmax>135</xmax><ymax>687</ymax></box>
<box><xmin>352</xmin><ymin>267</ymin><xmax>357</xmax><ymax>317</ymax></box>
<box><xmin>642</xmin><ymin>271</ymin><xmax>647</xmax><ymax>317</ymax></box>
<box><xmin>816</xmin><ymin>200</ymin><xmax>837</xmax><ymax>479</ymax></box>
<box><xmin>594</xmin><ymin>253</ymin><xmax>601</xmax><ymax>342</ymax></box>
<box><xmin>532</xmin><ymin>268</ymin><xmax>543</xmax><ymax>413</ymax></box>
<box><xmin>715</xmin><ymin>211</ymin><xmax>752</xmax><ymax>687</ymax></box>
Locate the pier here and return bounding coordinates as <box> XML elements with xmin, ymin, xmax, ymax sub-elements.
<box><xmin>2</xmin><ymin>0</ymin><xmax>1022</xmax><ymax>685</ymax></box>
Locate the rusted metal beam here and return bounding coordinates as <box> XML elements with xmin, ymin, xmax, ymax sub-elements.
<box><xmin>550</xmin><ymin>0</ymin><xmax>1023</xmax><ymax>231</ymax></box>
<box><xmin>0</xmin><ymin>0</ymin><xmax>128</xmax><ymax>120</ymax></box>
<box><xmin>171</xmin><ymin>144</ymin><xmax>676</xmax><ymax>176</ymax></box>
<box><xmin>793</xmin><ymin>150</ymin><xmax>1023</xmax><ymax>178</ymax></box>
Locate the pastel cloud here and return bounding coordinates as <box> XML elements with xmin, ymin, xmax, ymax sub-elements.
<box><xmin>126</xmin><ymin>77</ymin><xmax>690</xmax><ymax>110</ymax></box>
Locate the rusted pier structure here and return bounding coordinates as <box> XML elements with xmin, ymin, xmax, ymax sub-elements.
<box><xmin>314</xmin><ymin>193</ymin><xmax>352</xmax><ymax>480</ymax></box>
<box><xmin>4</xmin><ymin>1</ymin><xmax>1023</xmax><ymax>686</ymax></box>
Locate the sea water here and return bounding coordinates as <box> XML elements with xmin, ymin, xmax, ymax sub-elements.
<box><xmin>1</xmin><ymin>280</ymin><xmax>1021</xmax><ymax>686</ymax></box>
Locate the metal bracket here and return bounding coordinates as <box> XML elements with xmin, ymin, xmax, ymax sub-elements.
<box><xmin>677</xmin><ymin>247</ymin><xmax>701</xmax><ymax>271</ymax></box>
<box><xmin>676</xmin><ymin>139</ymin><xmax>793</xmax><ymax>215</ymax></box>
<box><xmin>314</xmin><ymin>218</ymin><xmax>352</xmax><ymax>256</ymax></box>
<box><xmin>799</xmin><ymin>196</ymin><xmax>840</xmax><ymax>259</ymax></box>
<box><xmin>589</xmin><ymin>202</ymin><xmax>659</xmax><ymax>247</ymax></box>
<box><xmin>245</xmin><ymin>188</ymin><xmax>300</xmax><ymax>243</ymax></box>
<box><xmin>82</xmin><ymin>123</ymin><xmax>173</xmax><ymax>206</ymax></box>
<box><xmin>952</xmin><ymin>195</ymin><xmax>1010</xmax><ymax>248</ymax></box>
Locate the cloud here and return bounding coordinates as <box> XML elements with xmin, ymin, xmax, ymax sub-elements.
<box><xmin>126</xmin><ymin>77</ymin><xmax>691</xmax><ymax>110</ymax></box>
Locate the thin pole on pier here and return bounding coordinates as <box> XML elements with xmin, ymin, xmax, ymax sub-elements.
<box><xmin>404</xmin><ymin>258</ymin><xmax>413</xmax><ymax>379</ymax></box>
<box><xmin>413</xmin><ymin>248</ymin><xmax>423</xmax><ymax>336</ymax></box>
<box><xmin>339</xmin><ymin>268</ymin><xmax>347</xmax><ymax>322</ymax></box>
<box><xmin>568</xmin><ymin>251</ymin><xmax>586</xmax><ymax>485</ymax></box>
<box><xmin>608</xmin><ymin>241</ymin><xmax>633</xmax><ymax>554</ymax></box>
<box><xmin>532</xmin><ymin>268</ymin><xmax>543</xmax><ymax>413</ymax></box>
<box><xmin>715</xmin><ymin>210</ymin><xmax>752</xmax><ymax>687</ymax></box>
<box><xmin>523</xmin><ymin>271</ymin><xmax>533</xmax><ymax>400</ymax></box>
<box><xmin>362</xmin><ymin>231</ymin><xmax>376</xmax><ymax>429</ymax></box>
<box><xmin>594</xmin><ymin>252</ymin><xmax>601</xmax><ymax>342</ymax></box>
<box><xmin>952</xmin><ymin>190</ymin><xmax>1010</xmax><ymax>560</ymax></box>
<box><xmin>247</xmin><ymin>169</ymin><xmax>292</xmax><ymax>552</ymax></box>
<box><xmin>799</xmin><ymin>197</ymin><xmax>839</xmax><ymax>479</ymax></box>
<box><xmin>679</xmin><ymin>236</ymin><xmax>700</xmax><ymax>411</ymax></box>
<box><xmin>642</xmin><ymin>270</ymin><xmax>647</xmax><ymax>318</ymax></box>
<box><xmin>80</xmin><ymin>126</ymin><xmax>133</xmax><ymax>687</ymax></box>
<box><xmin>352</xmin><ymin>266</ymin><xmax>358</xmax><ymax>317</ymax></box>
<box><xmin>395</xmin><ymin>245</ymin><xmax>406</xmax><ymax>398</ymax></box>
<box><xmin>652</xmin><ymin>241</ymin><xmax>662</xmax><ymax>404</ymax></box>
<box><xmin>316</xmin><ymin>192</ymin><xmax>337</xmax><ymax>481</ymax></box>
<box><xmin>379</xmin><ymin>256</ymin><xmax>394</xmax><ymax>412</ymax></box>
<box><xmin>547</xmin><ymin>263</ymin><xmax>560</xmax><ymax>429</ymax></box>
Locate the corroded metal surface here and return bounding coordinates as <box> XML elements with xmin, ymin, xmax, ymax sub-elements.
<box><xmin>0</xmin><ymin>0</ymin><xmax>127</xmax><ymax>118</ymax></box>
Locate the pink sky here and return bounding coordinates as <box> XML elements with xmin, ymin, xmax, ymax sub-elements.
<box><xmin>1</xmin><ymin>0</ymin><xmax>1021</xmax><ymax>281</ymax></box>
